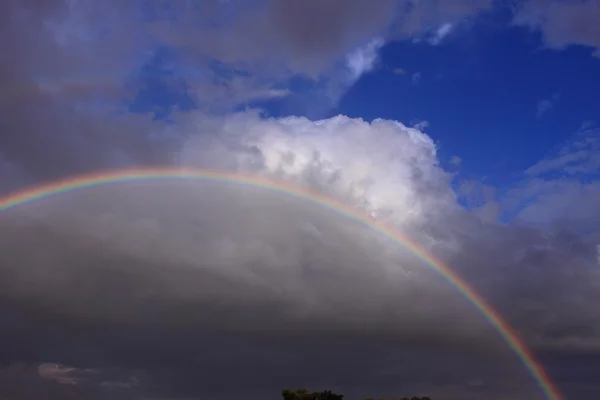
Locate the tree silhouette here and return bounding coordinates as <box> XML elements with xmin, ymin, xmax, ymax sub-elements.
<box><xmin>282</xmin><ymin>389</ymin><xmax>431</xmax><ymax>400</ymax></box>
<box><xmin>282</xmin><ymin>389</ymin><xmax>344</xmax><ymax>400</ymax></box>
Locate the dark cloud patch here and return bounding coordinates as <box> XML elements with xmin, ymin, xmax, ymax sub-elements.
<box><xmin>263</xmin><ymin>0</ymin><xmax>396</xmax><ymax>75</ymax></box>
<box><xmin>0</xmin><ymin>0</ymin><xmax>175</xmax><ymax>181</ymax></box>
<box><xmin>0</xmin><ymin>175</ymin><xmax>597</xmax><ymax>398</ymax></box>
<box><xmin>0</xmin><ymin>181</ymin><xmax>546</xmax><ymax>399</ymax></box>
<box><xmin>514</xmin><ymin>0</ymin><xmax>600</xmax><ymax>56</ymax></box>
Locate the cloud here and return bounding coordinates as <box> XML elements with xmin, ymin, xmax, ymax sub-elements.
<box><xmin>175</xmin><ymin>113</ymin><xmax>459</xmax><ymax>238</ymax></box>
<box><xmin>514</xmin><ymin>0</ymin><xmax>600</xmax><ymax>56</ymax></box>
<box><xmin>399</xmin><ymin>0</ymin><xmax>494</xmax><ymax>38</ymax></box>
<box><xmin>429</xmin><ymin>23</ymin><xmax>454</xmax><ymax>45</ymax></box>
<box><xmin>413</xmin><ymin>120</ymin><xmax>430</xmax><ymax>131</ymax></box>
<box><xmin>535</xmin><ymin>93</ymin><xmax>560</xmax><ymax>119</ymax></box>
<box><xmin>467</xmin><ymin>124</ymin><xmax>600</xmax><ymax>238</ymax></box>
<box><xmin>0</xmin><ymin>0</ymin><xmax>175</xmax><ymax>181</ymax></box>
<box><xmin>38</xmin><ymin>364</ymin><xmax>79</xmax><ymax>385</ymax></box>
<box><xmin>2</xmin><ymin>1</ymin><xmax>600</xmax><ymax>398</ymax></box>
<box><xmin>506</xmin><ymin>179</ymin><xmax>600</xmax><ymax>233</ymax></box>
<box><xmin>525</xmin><ymin>123</ymin><xmax>600</xmax><ymax>176</ymax></box>
<box><xmin>141</xmin><ymin>0</ymin><xmax>398</xmax><ymax>110</ymax></box>
<box><xmin>450</xmin><ymin>155</ymin><xmax>463</xmax><ymax>166</ymax></box>
<box><xmin>0</xmin><ymin>0</ymin><xmax>503</xmax><ymax>181</ymax></box>
<box><xmin>412</xmin><ymin>72</ymin><xmax>422</xmax><ymax>85</ymax></box>
<box><xmin>141</xmin><ymin>0</ymin><xmax>500</xmax><ymax>112</ymax></box>
<box><xmin>0</xmin><ymin>362</ymin><xmax>140</xmax><ymax>399</ymax></box>
<box><xmin>346</xmin><ymin>37</ymin><xmax>385</xmax><ymax>83</ymax></box>
<box><xmin>1</xmin><ymin>112</ymin><xmax>600</xmax><ymax>398</ymax></box>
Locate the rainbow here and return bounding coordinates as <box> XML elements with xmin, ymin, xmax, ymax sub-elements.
<box><xmin>0</xmin><ymin>167</ymin><xmax>562</xmax><ymax>400</ymax></box>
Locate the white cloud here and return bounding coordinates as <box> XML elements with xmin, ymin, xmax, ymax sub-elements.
<box><xmin>525</xmin><ymin>150</ymin><xmax>588</xmax><ymax>176</ymax></box>
<box><xmin>178</xmin><ymin>112</ymin><xmax>458</xmax><ymax>233</ymax></box>
<box><xmin>429</xmin><ymin>23</ymin><xmax>454</xmax><ymax>45</ymax></box>
<box><xmin>345</xmin><ymin>37</ymin><xmax>385</xmax><ymax>83</ymax></box>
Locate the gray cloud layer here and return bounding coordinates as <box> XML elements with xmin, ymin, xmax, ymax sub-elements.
<box><xmin>1</xmin><ymin>1</ymin><xmax>600</xmax><ymax>399</ymax></box>
<box><xmin>2</xmin><ymin>113</ymin><xmax>600</xmax><ymax>399</ymax></box>
<box><xmin>514</xmin><ymin>0</ymin><xmax>600</xmax><ymax>56</ymax></box>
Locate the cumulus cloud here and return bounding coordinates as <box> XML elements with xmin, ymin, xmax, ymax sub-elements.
<box><xmin>177</xmin><ymin>113</ymin><xmax>458</xmax><ymax>231</ymax></box>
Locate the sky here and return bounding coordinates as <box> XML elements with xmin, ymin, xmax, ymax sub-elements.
<box><xmin>0</xmin><ymin>1</ymin><xmax>600</xmax><ymax>399</ymax></box>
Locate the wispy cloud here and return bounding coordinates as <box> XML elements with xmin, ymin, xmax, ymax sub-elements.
<box><xmin>525</xmin><ymin>123</ymin><xmax>600</xmax><ymax>176</ymax></box>
<box><xmin>429</xmin><ymin>23</ymin><xmax>454</xmax><ymax>45</ymax></box>
<box><xmin>450</xmin><ymin>156</ymin><xmax>463</xmax><ymax>166</ymax></box>
<box><xmin>412</xmin><ymin>72</ymin><xmax>422</xmax><ymax>85</ymax></box>
<box><xmin>413</xmin><ymin>120</ymin><xmax>430</xmax><ymax>131</ymax></box>
<box><xmin>536</xmin><ymin>93</ymin><xmax>560</xmax><ymax>119</ymax></box>
<box><xmin>346</xmin><ymin>37</ymin><xmax>385</xmax><ymax>83</ymax></box>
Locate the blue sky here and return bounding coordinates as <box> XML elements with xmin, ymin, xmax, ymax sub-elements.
<box><xmin>340</xmin><ymin>28</ymin><xmax>599</xmax><ymax>185</ymax></box>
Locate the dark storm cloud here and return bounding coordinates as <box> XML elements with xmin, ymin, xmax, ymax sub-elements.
<box><xmin>0</xmin><ymin>183</ymin><xmax>542</xmax><ymax>400</ymax></box>
<box><xmin>1</xmin><ymin>113</ymin><xmax>599</xmax><ymax>399</ymax></box>
<box><xmin>135</xmin><ymin>0</ymin><xmax>495</xmax><ymax>115</ymax></box>
<box><xmin>256</xmin><ymin>0</ymin><xmax>396</xmax><ymax>75</ymax></box>
<box><xmin>147</xmin><ymin>0</ymin><xmax>491</xmax><ymax>76</ymax></box>
<box><xmin>2</xmin><ymin>1</ymin><xmax>600</xmax><ymax>399</ymax></box>
<box><xmin>0</xmin><ymin>185</ymin><xmax>594</xmax><ymax>399</ymax></box>
<box><xmin>0</xmin><ymin>0</ymin><xmax>175</xmax><ymax>181</ymax></box>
